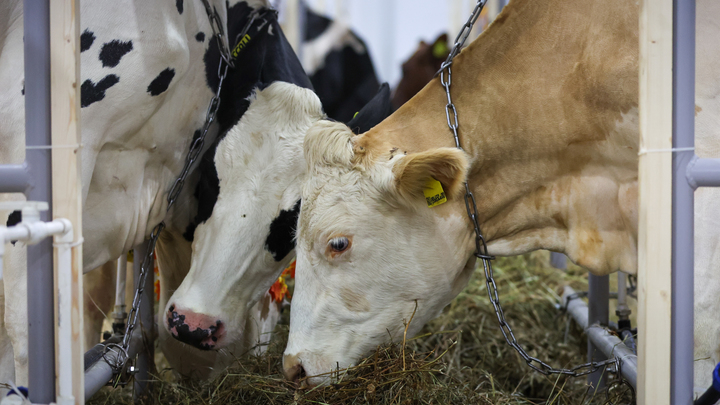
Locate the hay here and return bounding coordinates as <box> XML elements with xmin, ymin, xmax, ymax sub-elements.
<box><xmin>87</xmin><ymin>251</ymin><xmax>636</xmax><ymax>405</ymax></box>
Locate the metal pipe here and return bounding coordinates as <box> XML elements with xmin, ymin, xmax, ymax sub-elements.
<box><xmin>616</xmin><ymin>273</ymin><xmax>631</xmax><ymax>327</ymax></box>
<box><xmin>563</xmin><ymin>286</ymin><xmax>638</xmax><ymax>389</ymax></box>
<box><xmin>617</xmin><ymin>273</ymin><xmax>628</xmax><ymax>312</ymax></box>
<box><xmin>132</xmin><ymin>243</ymin><xmax>155</xmax><ymax>397</ymax></box>
<box><xmin>549</xmin><ymin>252</ymin><xmax>567</xmax><ymax>270</ymax></box>
<box><xmin>0</xmin><ymin>164</ymin><xmax>31</xmax><ymax>194</ymax></box>
<box><xmin>112</xmin><ymin>255</ymin><xmax>128</xmax><ymax>334</ymax></box>
<box><xmin>84</xmin><ymin>330</ymin><xmax>143</xmax><ymax>400</ymax></box>
<box><xmin>671</xmin><ymin>0</ymin><xmax>696</xmax><ymax>402</ymax></box>
<box><xmin>686</xmin><ymin>157</ymin><xmax>720</xmax><ymax>189</ymax></box>
<box><xmin>24</xmin><ymin>0</ymin><xmax>55</xmax><ymax>401</ymax></box>
<box><xmin>587</xmin><ymin>274</ymin><xmax>609</xmax><ymax>390</ymax></box>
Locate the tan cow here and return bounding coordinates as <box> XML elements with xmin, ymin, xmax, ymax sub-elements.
<box><xmin>282</xmin><ymin>0</ymin><xmax>720</xmax><ymax>390</ymax></box>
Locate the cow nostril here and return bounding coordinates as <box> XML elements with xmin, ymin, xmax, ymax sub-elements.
<box><xmin>285</xmin><ymin>363</ymin><xmax>306</xmax><ymax>383</ymax></box>
<box><xmin>169</xmin><ymin>304</ymin><xmax>175</xmax><ymax>312</ymax></box>
<box><xmin>296</xmin><ymin>364</ymin><xmax>307</xmax><ymax>383</ymax></box>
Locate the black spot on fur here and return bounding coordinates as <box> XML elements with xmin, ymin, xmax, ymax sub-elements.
<box><xmin>195</xmin><ymin>32</ymin><xmax>205</xmax><ymax>42</ymax></box>
<box><xmin>265</xmin><ymin>200</ymin><xmax>300</xmax><ymax>261</ymax></box>
<box><xmin>80</xmin><ymin>29</ymin><xmax>95</xmax><ymax>52</ymax></box>
<box><xmin>183</xmin><ymin>134</ymin><xmax>219</xmax><ymax>242</ymax></box>
<box><xmin>147</xmin><ymin>68</ymin><xmax>175</xmax><ymax>96</ymax></box>
<box><xmin>176</xmin><ymin>0</ymin><xmax>184</xmax><ymax>14</ymax></box>
<box><xmin>6</xmin><ymin>210</ymin><xmax>21</xmax><ymax>245</ymax></box>
<box><xmin>81</xmin><ymin>74</ymin><xmax>119</xmax><ymax>107</ymax></box>
<box><xmin>6</xmin><ymin>210</ymin><xmax>21</xmax><ymax>227</ymax></box>
<box><xmin>99</xmin><ymin>40</ymin><xmax>133</xmax><ymax>68</ymax></box>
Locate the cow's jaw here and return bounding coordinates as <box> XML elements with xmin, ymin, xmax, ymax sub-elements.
<box><xmin>284</xmin><ymin>123</ymin><xmax>475</xmax><ymax>384</ymax></box>
<box><xmin>165</xmin><ymin>82</ymin><xmax>323</xmax><ymax>350</ymax></box>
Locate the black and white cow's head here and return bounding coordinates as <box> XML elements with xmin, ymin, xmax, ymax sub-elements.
<box><xmin>162</xmin><ymin>0</ymin><xmax>316</xmax><ymax>351</ymax></box>
<box><xmin>164</xmin><ymin>29</ymin><xmax>392</xmax><ymax>352</ymax></box>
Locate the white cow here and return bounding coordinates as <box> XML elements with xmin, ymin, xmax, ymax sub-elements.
<box><xmin>0</xmin><ymin>0</ymin><xmax>317</xmax><ymax>389</ymax></box>
<box><xmin>282</xmin><ymin>0</ymin><xmax>720</xmax><ymax>390</ymax></box>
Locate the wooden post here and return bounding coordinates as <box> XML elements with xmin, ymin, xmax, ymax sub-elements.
<box><xmin>50</xmin><ymin>0</ymin><xmax>84</xmax><ymax>403</ymax></box>
<box><xmin>637</xmin><ymin>0</ymin><xmax>673</xmax><ymax>403</ymax></box>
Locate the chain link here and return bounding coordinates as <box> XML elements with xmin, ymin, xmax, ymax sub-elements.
<box><xmin>438</xmin><ymin>0</ymin><xmax>623</xmax><ymax>380</ymax></box>
<box><xmin>103</xmin><ymin>0</ymin><xmax>246</xmax><ymax>375</ymax></box>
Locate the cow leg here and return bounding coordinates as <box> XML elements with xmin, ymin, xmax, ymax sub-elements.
<box><xmin>84</xmin><ymin>262</ymin><xmax>118</xmax><ymax>347</ymax></box>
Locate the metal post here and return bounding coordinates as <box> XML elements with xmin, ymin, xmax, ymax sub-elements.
<box><xmin>112</xmin><ymin>255</ymin><xmax>128</xmax><ymax>334</ymax></box>
<box><xmin>587</xmin><ymin>274</ymin><xmax>609</xmax><ymax>390</ymax></box>
<box><xmin>24</xmin><ymin>0</ymin><xmax>56</xmax><ymax>402</ymax></box>
<box><xmin>550</xmin><ymin>252</ymin><xmax>567</xmax><ymax>270</ymax></box>
<box><xmin>132</xmin><ymin>244</ymin><xmax>155</xmax><ymax>397</ymax></box>
<box><xmin>671</xmin><ymin>0</ymin><xmax>695</xmax><ymax>402</ymax></box>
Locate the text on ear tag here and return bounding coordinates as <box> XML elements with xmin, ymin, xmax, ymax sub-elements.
<box><xmin>423</xmin><ymin>177</ymin><xmax>447</xmax><ymax>207</ymax></box>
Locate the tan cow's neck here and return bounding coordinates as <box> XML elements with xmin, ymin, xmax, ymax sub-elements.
<box><xmin>358</xmin><ymin>0</ymin><xmax>640</xmax><ymax>274</ymax></box>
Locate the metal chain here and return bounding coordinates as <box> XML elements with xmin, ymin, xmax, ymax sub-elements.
<box><xmin>104</xmin><ymin>0</ymin><xmax>237</xmax><ymax>374</ymax></box>
<box><xmin>438</xmin><ymin>0</ymin><xmax>621</xmax><ymax>379</ymax></box>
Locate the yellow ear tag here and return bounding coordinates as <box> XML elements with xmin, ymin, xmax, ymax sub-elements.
<box><xmin>423</xmin><ymin>177</ymin><xmax>447</xmax><ymax>207</ymax></box>
<box><xmin>432</xmin><ymin>41</ymin><xmax>449</xmax><ymax>58</ymax></box>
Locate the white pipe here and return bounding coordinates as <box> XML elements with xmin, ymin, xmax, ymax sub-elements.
<box><xmin>0</xmin><ymin>218</ymin><xmax>74</xmax><ymax>404</ymax></box>
<box><xmin>53</xmin><ymin>219</ymin><xmax>75</xmax><ymax>405</ymax></box>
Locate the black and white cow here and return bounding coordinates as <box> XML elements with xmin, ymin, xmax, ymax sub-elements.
<box><xmin>299</xmin><ymin>7</ymin><xmax>381</xmax><ymax>123</ymax></box>
<box><xmin>0</xmin><ymin>0</ymin><xmax>323</xmax><ymax>387</ymax></box>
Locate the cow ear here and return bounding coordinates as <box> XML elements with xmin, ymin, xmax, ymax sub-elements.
<box><xmin>346</xmin><ymin>83</ymin><xmax>393</xmax><ymax>134</ymax></box>
<box><xmin>392</xmin><ymin>148</ymin><xmax>469</xmax><ymax>206</ymax></box>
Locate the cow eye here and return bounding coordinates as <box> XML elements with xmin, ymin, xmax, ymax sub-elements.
<box><xmin>328</xmin><ymin>237</ymin><xmax>350</xmax><ymax>253</ymax></box>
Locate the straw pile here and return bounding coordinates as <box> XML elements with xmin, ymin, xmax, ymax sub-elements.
<box><xmin>87</xmin><ymin>251</ymin><xmax>636</xmax><ymax>405</ymax></box>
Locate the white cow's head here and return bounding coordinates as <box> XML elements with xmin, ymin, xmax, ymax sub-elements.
<box><xmin>283</xmin><ymin>120</ymin><xmax>475</xmax><ymax>386</ymax></box>
<box><xmin>164</xmin><ymin>81</ymin><xmax>323</xmax><ymax>350</ymax></box>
